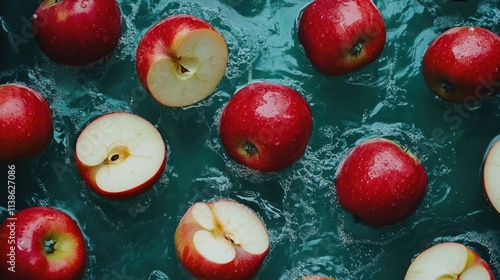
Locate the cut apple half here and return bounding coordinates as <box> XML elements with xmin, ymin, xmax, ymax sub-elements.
<box><xmin>136</xmin><ymin>15</ymin><xmax>228</xmax><ymax>107</ymax></box>
<box><xmin>404</xmin><ymin>242</ymin><xmax>494</xmax><ymax>280</ymax></box>
<box><xmin>483</xmin><ymin>136</ymin><xmax>500</xmax><ymax>213</ymax></box>
<box><xmin>191</xmin><ymin>201</ymin><xmax>269</xmax><ymax>263</ymax></box>
<box><xmin>75</xmin><ymin>112</ymin><xmax>166</xmax><ymax>199</ymax></box>
<box><xmin>175</xmin><ymin>199</ymin><xmax>270</xmax><ymax>279</ymax></box>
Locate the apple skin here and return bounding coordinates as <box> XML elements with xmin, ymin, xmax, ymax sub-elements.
<box><xmin>298</xmin><ymin>0</ymin><xmax>386</xmax><ymax>76</ymax></box>
<box><xmin>175</xmin><ymin>199</ymin><xmax>269</xmax><ymax>280</ymax></box>
<box><xmin>0</xmin><ymin>206</ymin><xmax>87</xmax><ymax>280</ymax></box>
<box><xmin>0</xmin><ymin>84</ymin><xmax>53</xmax><ymax>162</ymax></box>
<box><xmin>335</xmin><ymin>138</ymin><xmax>428</xmax><ymax>226</ymax></box>
<box><xmin>422</xmin><ymin>26</ymin><xmax>500</xmax><ymax>102</ymax></box>
<box><xmin>75</xmin><ymin>112</ymin><xmax>167</xmax><ymax>200</ymax></box>
<box><xmin>219</xmin><ymin>82</ymin><xmax>313</xmax><ymax>172</ymax></box>
<box><xmin>32</xmin><ymin>0</ymin><xmax>122</xmax><ymax>66</ymax></box>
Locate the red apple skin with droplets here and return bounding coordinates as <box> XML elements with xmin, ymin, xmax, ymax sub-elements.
<box><xmin>219</xmin><ymin>82</ymin><xmax>313</xmax><ymax>172</ymax></box>
<box><xmin>422</xmin><ymin>26</ymin><xmax>500</xmax><ymax>102</ymax></box>
<box><xmin>298</xmin><ymin>0</ymin><xmax>386</xmax><ymax>76</ymax></box>
<box><xmin>0</xmin><ymin>84</ymin><xmax>53</xmax><ymax>162</ymax></box>
<box><xmin>335</xmin><ymin>138</ymin><xmax>428</xmax><ymax>226</ymax></box>
<box><xmin>0</xmin><ymin>206</ymin><xmax>87</xmax><ymax>280</ymax></box>
<box><xmin>32</xmin><ymin>0</ymin><xmax>122</xmax><ymax>66</ymax></box>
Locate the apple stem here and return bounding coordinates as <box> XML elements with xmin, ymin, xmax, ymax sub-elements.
<box><xmin>441</xmin><ymin>80</ymin><xmax>455</xmax><ymax>94</ymax></box>
<box><xmin>44</xmin><ymin>239</ymin><xmax>56</xmax><ymax>254</ymax></box>
<box><xmin>243</xmin><ymin>141</ymin><xmax>258</xmax><ymax>156</ymax></box>
<box><xmin>349</xmin><ymin>40</ymin><xmax>364</xmax><ymax>57</ymax></box>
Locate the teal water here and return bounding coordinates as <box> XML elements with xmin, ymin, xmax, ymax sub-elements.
<box><xmin>1</xmin><ymin>0</ymin><xmax>500</xmax><ymax>279</ymax></box>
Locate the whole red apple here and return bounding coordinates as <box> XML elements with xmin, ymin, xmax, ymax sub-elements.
<box><xmin>0</xmin><ymin>84</ymin><xmax>53</xmax><ymax>162</ymax></box>
<box><xmin>422</xmin><ymin>26</ymin><xmax>500</xmax><ymax>102</ymax></box>
<box><xmin>32</xmin><ymin>0</ymin><xmax>122</xmax><ymax>66</ymax></box>
<box><xmin>219</xmin><ymin>82</ymin><xmax>313</xmax><ymax>172</ymax></box>
<box><xmin>298</xmin><ymin>0</ymin><xmax>386</xmax><ymax>76</ymax></box>
<box><xmin>335</xmin><ymin>138</ymin><xmax>427</xmax><ymax>226</ymax></box>
<box><xmin>0</xmin><ymin>206</ymin><xmax>87</xmax><ymax>279</ymax></box>
<box><xmin>136</xmin><ymin>14</ymin><xmax>228</xmax><ymax>107</ymax></box>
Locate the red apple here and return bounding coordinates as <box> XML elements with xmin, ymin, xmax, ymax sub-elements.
<box><xmin>0</xmin><ymin>206</ymin><xmax>87</xmax><ymax>280</ymax></box>
<box><xmin>175</xmin><ymin>199</ymin><xmax>270</xmax><ymax>280</ymax></box>
<box><xmin>0</xmin><ymin>83</ymin><xmax>53</xmax><ymax>162</ymax></box>
<box><xmin>335</xmin><ymin>138</ymin><xmax>427</xmax><ymax>226</ymax></box>
<box><xmin>422</xmin><ymin>26</ymin><xmax>500</xmax><ymax>102</ymax></box>
<box><xmin>32</xmin><ymin>0</ymin><xmax>122</xmax><ymax>66</ymax></box>
<box><xmin>75</xmin><ymin>112</ymin><xmax>166</xmax><ymax>199</ymax></box>
<box><xmin>135</xmin><ymin>14</ymin><xmax>228</xmax><ymax>107</ymax></box>
<box><xmin>482</xmin><ymin>136</ymin><xmax>500</xmax><ymax>213</ymax></box>
<box><xmin>219</xmin><ymin>82</ymin><xmax>313</xmax><ymax>172</ymax></box>
<box><xmin>298</xmin><ymin>0</ymin><xmax>386</xmax><ymax>76</ymax></box>
<box><xmin>405</xmin><ymin>242</ymin><xmax>494</xmax><ymax>279</ymax></box>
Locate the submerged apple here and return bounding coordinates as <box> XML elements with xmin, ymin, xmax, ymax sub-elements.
<box><xmin>0</xmin><ymin>206</ymin><xmax>87</xmax><ymax>279</ymax></box>
<box><xmin>335</xmin><ymin>138</ymin><xmax>427</xmax><ymax>226</ymax></box>
<box><xmin>75</xmin><ymin>112</ymin><xmax>166</xmax><ymax>199</ymax></box>
<box><xmin>404</xmin><ymin>242</ymin><xmax>494</xmax><ymax>280</ymax></box>
<box><xmin>175</xmin><ymin>199</ymin><xmax>270</xmax><ymax>280</ymax></box>
<box><xmin>422</xmin><ymin>26</ymin><xmax>500</xmax><ymax>102</ymax></box>
<box><xmin>219</xmin><ymin>82</ymin><xmax>313</xmax><ymax>172</ymax></box>
<box><xmin>298</xmin><ymin>0</ymin><xmax>386</xmax><ymax>75</ymax></box>
<box><xmin>0</xmin><ymin>83</ymin><xmax>53</xmax><ymax>162</ymax></box>
<box><xmin>136</xmin><ymin>14</ymin><xmax>228</xmax><ymax>107</ymax></box>
<box><xmin>32</xmin><ymin>0</ymin><xmax>122</xmax><ymax>66</ymax></box>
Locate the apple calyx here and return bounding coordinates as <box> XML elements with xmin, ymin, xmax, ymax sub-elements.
<box><xmin>441</xmin><ymin>80</ymin><xmax>456</xmax><ymax>94</ymax></box>
<box><xmin>43</xmin><ymin>239</ymin><xmax>57</xmax><ymax>254</ymax></box>
<box><xmin>241</xmin><ymin>141</ymin><xmax>259</xmax><ymax>157</ymax></box>
<box><xmin>349</xmin><ymin>40</ymin><xmax>364</xmax><ymax>57</ymax></box>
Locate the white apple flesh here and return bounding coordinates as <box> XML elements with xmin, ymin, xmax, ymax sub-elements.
<box><xmin>75</xmin><ymin>112</ymin><xmax>166</xmax><ymax>199</ymax></box>
<box><xmin>136</xmin><ymin>14</ymin><xmax>228</xmax><ymax>107</ymax></box>
<box><xmin>404</xmin><ymin>242</ymin><xmax>494</xmax><ymax>280</ymax></box>
<box><xmin>175</xmin><ymin>199</ymin><xmax>269</xmax><ymax>280</ymax></box>
<box><xmin>483</xmin><ymin>136</ymin><xmax>500</xmax><ymax>213</ymax></box>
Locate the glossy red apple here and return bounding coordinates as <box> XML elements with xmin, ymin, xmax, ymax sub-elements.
<box><xmin>422</xmin><ymin>26</ymin><xmax>500</xmax><ymax>102</ymax></box>
<box><xmin>405</xmin><ymin>242</ymin><xmax>494</xmax><ymax>280</ymax></box>
<box><xmin>175</xmin><ymin>199</ymin><xmax>270</xmax><ymax>280</ymax></box>
<box><xmin>136</xmin><ymin>14</ymin><xmax>228</xmax><ymax>107</ymax></box>
<box><xmin>335</xmin><ymin>138</ymin><xmax>427</xmax><ymax>226</ymax></box>
<box><xmin>75</xmin><ymin>112</ymin><xmax>166</xmax><ymax>199</ymax></box>
<box><xmin>0</xmin><ymin>206</ymin><xmax>87</xmax><ymax>279</ymax></box>
<box><xmin>32</xmin><ymin>0</ymin><xmax>122</xmax><ymax>66</ymax></box>
<box><xmin>219</xmin><ymin>82</ymin><xmax>313</xmax><ymax>172</ymax></box>
<box><xmin>298</xmin><ymin>0</ymin><xmax>386</xmax><ymax>76</ymax></box>
<box><xmin>0</xmin><ymin>83</ymin><xmax>53</xmax><ymax>162</ymax></box>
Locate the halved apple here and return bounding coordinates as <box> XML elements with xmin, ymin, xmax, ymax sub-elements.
<box><xmin>75</xmin><ymin>112</ymin><xmax>166</xmax><ymax>200</ymax></box>
<box><xmin>483</xmin><ymin>136</ymin><xmax>500</xmax><ymax>213</ymax></box>
<box><xmin>175</xmin><ymin>199</ymin><xmax>270</xmax><ymax>280</ymax></box>
<box><xmin>404</xmin><ymin>242</ymin><xmax>494</xmax><ymax>280</ymax></box>
<box><xmin>135</xmin><ymin>14</ymin><xmax>228</xmax><ymax>107</ymax></box>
